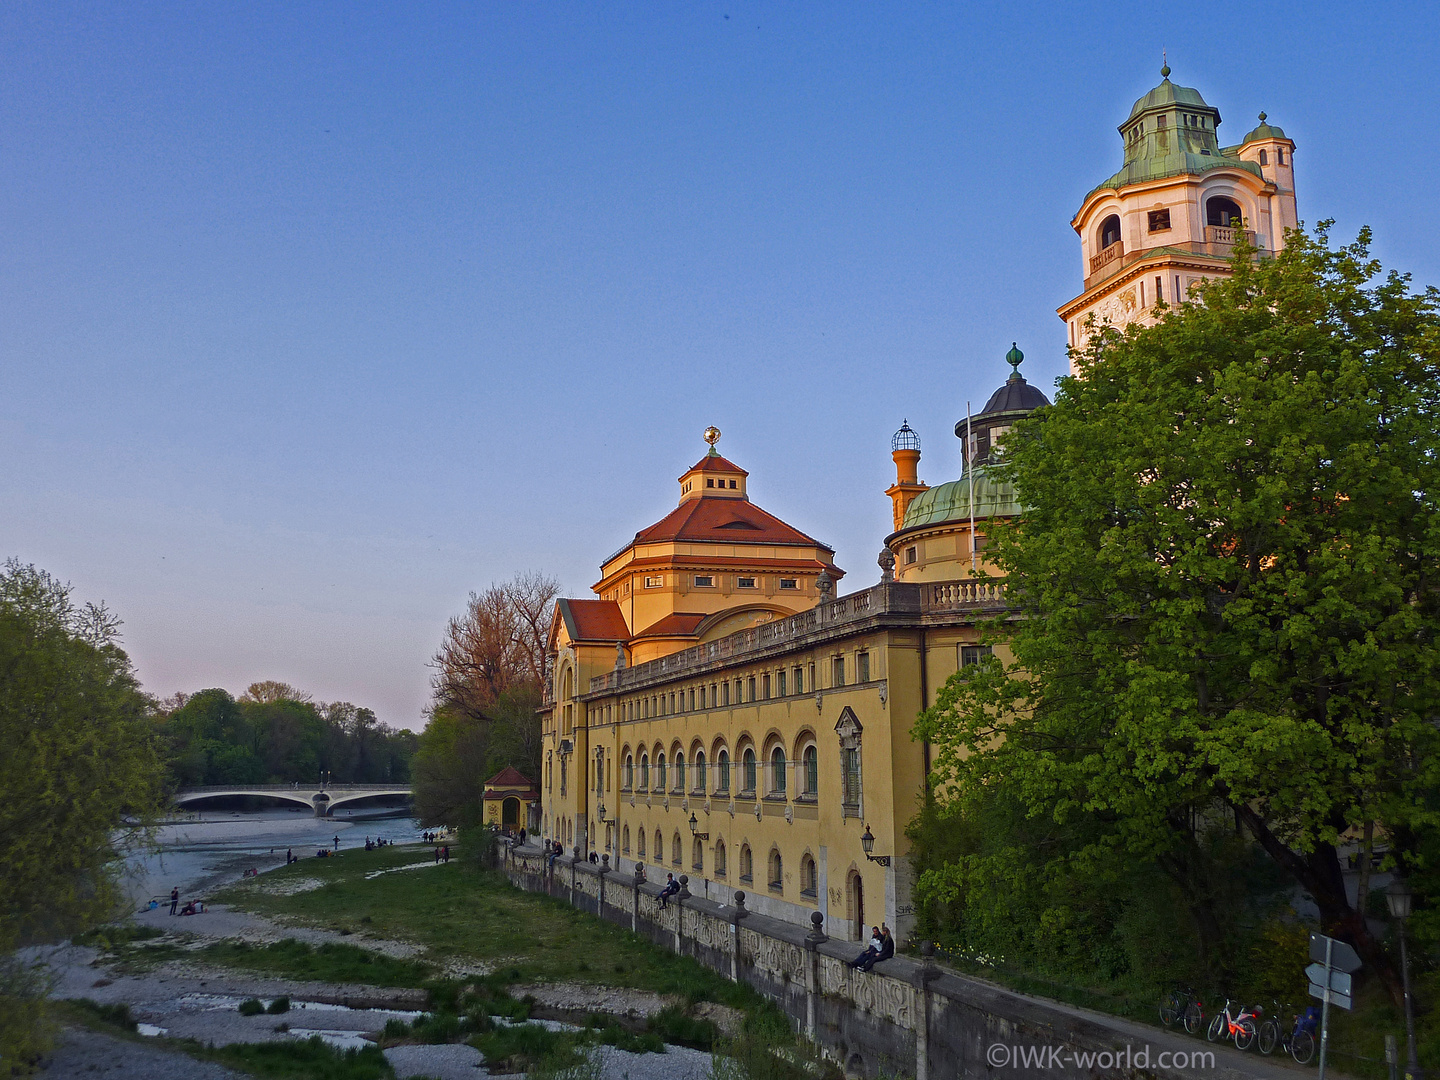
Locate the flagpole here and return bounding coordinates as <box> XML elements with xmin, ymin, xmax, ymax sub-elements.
<box><xmin>967</xmin><ymin>401</ymin><xmax>976</xmax><ymax>573</ymax></box>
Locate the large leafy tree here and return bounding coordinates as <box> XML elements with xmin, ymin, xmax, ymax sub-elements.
<box><xmin>915</xmin><ymin>226</ymin><xmax>1440</xmax><ymax>996</ymax></box>
<box><xmin>0</xmin><ymin>560</ymin><xmax>165</xmax><ymax>1066</ymax></box>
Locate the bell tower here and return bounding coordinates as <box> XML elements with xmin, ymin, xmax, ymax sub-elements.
<box><xmin>1058</xmin><ymin>67</ymin><xmax>1297</xmax><ymax>366</ymax></box>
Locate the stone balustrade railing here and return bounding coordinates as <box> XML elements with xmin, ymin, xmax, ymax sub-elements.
<box><xmin>586</xmin><ymin>578</ymin><xmax>1007</xmax><ymax>696</ymax></box>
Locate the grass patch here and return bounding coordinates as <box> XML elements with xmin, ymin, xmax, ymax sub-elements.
<box><xmin>215</xmin><ymin>844</ymin><xmax>774</xmax><ymax>1015</ymax></box>
<box><xmin>238</xmin><ymin>998</ymin><xmax>266</xmax><ymax>1016</ymax></box>
<box><xmin>73</xmin><ymin>924</ymin><xmax>165</xmax><ymax>949</ymax></box>
<box><xmin>194</xmin><ymin>939</ymin><xmax>434</xmax><ymax>988</ymax></box>
<box><xmin>470</xmin><ymin>1022</ymin><xmax>585</xmax><ymax>1074</ymax></box>
<box><xmin>193</xmin><ymin>1036</ymin><xmax>393</xmax><ymax>1079</ymax></box>
<box><xmin>65</xmin><ymin>998</ymin><xmax>138</xmax><ymax>1031</ymax></box>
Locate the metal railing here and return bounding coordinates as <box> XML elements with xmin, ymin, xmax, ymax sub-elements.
<box><xmin>176</xmin><ymin>784</ymin><xmax>410</xmax><ymax>794</ymax></box>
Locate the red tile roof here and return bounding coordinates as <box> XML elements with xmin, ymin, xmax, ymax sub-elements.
<box><xmin>485</xmin><ymin>766</ymin><xmax>537</xmax><ymax>789</ymax></box>
<box><xmin>680</xmin><ymin>454</ymin><xmax>748</xmax><ymax>478</ymax></box>
<box><xmin>555</xmin><ymin>598</ymin><xmax>630</xmax><ymax>642</ymax></box>
<box><xmin>633</xmin><ymin>497</ymin><xmax>830</xmax><ymax>548</ymax></box>
<box><xmin>633</xmin><ymin>612</ymin><xmax>709</xmax><ymax>639</ymax></box>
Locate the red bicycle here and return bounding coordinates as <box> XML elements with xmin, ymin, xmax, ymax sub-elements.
<box><xmin>1206</xmin><ymin>998</ymin><xmax>1260</xmax><ymax>1050</ymax></box>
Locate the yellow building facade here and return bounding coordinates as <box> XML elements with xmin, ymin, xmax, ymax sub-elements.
<box><xmin>540</xmin><ymin>369</ymin><xmax>1036</xmax><ymax>943</ymax></box>
<box><xmin>538</xmin><ymin>68</ymin><xmax>1296</xmax><ymax>944</ymax></box>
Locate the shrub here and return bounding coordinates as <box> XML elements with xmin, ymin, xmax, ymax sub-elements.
<box><xmin>238</xmin><ymin>998</ymin><xmax>265</xmax><ymax>1016</ymax></box>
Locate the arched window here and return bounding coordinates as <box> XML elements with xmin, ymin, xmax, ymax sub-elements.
<box><xmin>717</xmin><ymin>750</ymin><xmax>730</xmax><ymax>792</ymax></box>
<box><xmin>624</xmin><ymin>754</ymin><xmax>633</xmax><ymax>790</ymax></box>
<box><xmin>622</xmin><ymin>826</ymin><xmax>631</xmax><ymax>854</ymax></box>
<box><xmin>770</xmin><ymin>747</ymin><xmax>787</xmax><ymax>796</ymax></box>
<box><xmin>742</xmin><ymin>748</ymin><xmax>757</xmax><ymax>794</ymax></box>
<box><xmin>692</xmin><ymin>751</ymin><xmax>706</xmax><ymax>793</ymax></box>
<box><xmin>1206</xmin><ymin>196</ymin><xmax>1243</xmax><ymax>228</ymax></box>
<box><xmin>672</xmin><ymin>832</ymin><xmax>682</xmax><ymax>865</ymax></box>
<box><xmin>803</xmin><ymin>745</ymin><xmax>819</xmax><ymax>796</ymax></box>
<box><xmin>768</xmin><ymin>848</ymin><xmax>783</xmax><ymax>892</ymax></box>
<box><xmin>673</xmin><ymin>753</ymin><xmax>685</xmax><ymax>793</ymax></box>
<box><xmin>637</xmin><ymin>829</ymin><xmax>646</xmax><ymax>858</ymax></box>
<box><xmin>715</xmin><ymin>839</ymin><xmax>727</xmax><ymax>877</ymax></box>
<box><xmin>692</xmin><ymin>836</ymin><xmax>704</xmax><ymax>871</ymax></box>
<box><xmin>739</xmin><ymin>844</ymin><xmax>753</xmax><ymax>883</ymax></box>
<box><xmin>1099</xmin><ymin>214</ymin><xmax>1121</xmax><ymax>250</ymax></box>
<box><xmin>654</xmin><ymin>830</ymin><xmax>663</xmax><ymax>862</ymax></box>
<box><xmin>639</xmin><ymin>754</ymin><xmax>649</xmax><ymax>790</ymax></box>
<box><xmin>800</xmin><ymin>853</ymin><xmax>817</xmax><ymax>899</ymax></box>
<box><xmin>1258</xmin><ymin>149</ymin><xmax>1268</xmax><ymax>166</ymax></box>
<box><xmin>656</xmin><ymin>753</ymin><xmax>666</xmax><ymax>791</ymax></box>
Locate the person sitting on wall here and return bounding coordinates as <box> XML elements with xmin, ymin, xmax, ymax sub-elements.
<box><xmin>877</xmin><ymin>924</ymin><xmax>895</xmax><ymax>963</ymax></box>
<box><xmin>849</xmin><ymin>927</ymin><xmax>883</xmax><ymax>970</ymax></box>
<box><xmin>657</xmin><ymin>873</ymin><xmax>680</xmax><ymax>908</ymax></box>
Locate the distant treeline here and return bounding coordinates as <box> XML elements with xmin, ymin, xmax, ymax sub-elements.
<box><xmin>157</xmin><ymin>681</ymin><xmax>416</xmax><ymax>787</ymax></box>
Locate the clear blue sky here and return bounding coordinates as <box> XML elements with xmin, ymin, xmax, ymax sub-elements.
<box><xmin>4</xmin><ymin>2</ymin><xmax>1437</xmax><ymax>727</ymax></box>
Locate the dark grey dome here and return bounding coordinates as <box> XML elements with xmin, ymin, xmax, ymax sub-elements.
<box><xmin>978</xmin><ymin>374</ymin><xmax>1050</xmax><ymax>418</ymax></box>
<box><xmin>954</xmin><ymin>344</ymin><xmax>1051</xmax><ymax>441</ymax></box>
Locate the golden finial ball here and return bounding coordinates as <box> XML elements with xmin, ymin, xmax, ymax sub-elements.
<box><xmin>703</xmin><ymin>425</ymin><xmax>721</xmax><ymax>447</ymax></box>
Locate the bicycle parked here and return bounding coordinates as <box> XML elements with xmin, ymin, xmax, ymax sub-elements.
<box><xmin>1159</xmin><ymin>986</ymin><xmax>1205</xmax><ymax>1035</ymax></box>
<box><xmin>1257</xmin><ymin>1004</ymin><xmax>1318</xmax><ymax>1064</ymax></box>
<box><xmin>1206</xmin><ymin>998</ymin><xmax>1260</xmax><ymax>1050</ymax></box>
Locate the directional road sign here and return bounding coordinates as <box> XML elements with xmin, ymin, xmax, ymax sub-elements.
<box><xmin>1309</xmin><ymin>932</ymin><xmax>1363</xmax><ymax>973</ymax></box>
<box><xmin>1308</xmin><ymin>981</ymin><xmax>1354</xmax><ymax>1011</ymax></box>
<box><xmin>1305</xmin><ymin>964</ymin><xmax>1353</xmax><ymax>996</ymax></box>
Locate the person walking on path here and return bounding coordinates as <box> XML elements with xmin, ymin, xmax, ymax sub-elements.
<box><xmin>332</xmin><ymin>836</ymin><xmax>339</xmax><ymax>851</ymax></box>
<box><xmin>169</xmin><ymin>888</ymin><xmax>179</xmax><ymax>916</ymax></box>
<box><xmin>434</xmin><ymin>845</ymin><xmax>441</xmax><ymax>864</ymax></box>
<box><xmin>442</xmin><ymin>845</ymin><xmax>450</xmax><ymax>863</ymax></box>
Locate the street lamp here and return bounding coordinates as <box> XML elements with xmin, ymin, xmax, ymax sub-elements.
<box><xmin>1387</xmin><ymin>878</ymin><xmax>1424</xmax><ymax>1080</ymax></box>
<box><xmin>688</xmin><ymin>811</ymin><xmax>709</xmax><ymax>841</ymax></box>
<box><xmin>861</xmin><ymin>824</ymin><xmax>891</xmax><ymax>867</ymax></box>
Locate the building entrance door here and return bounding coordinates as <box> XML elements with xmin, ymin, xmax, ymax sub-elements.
<box><xmin>847</xmin><ymin>870</ymin><xmax>865</xmax><ymax>941</ymax></box>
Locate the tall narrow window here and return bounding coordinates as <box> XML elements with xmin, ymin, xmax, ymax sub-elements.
<box><xmin>717</xmin><ymin>749</ymin><xmax>730</xmax><ymax>792</ymax></box>
<box><xmin>693</xmin><ymin>751</ymin><xmax>706</xmax><ymax>793</ymax></box>
<box><xmin>832</xmin><ymin>656</ymin><xmax>845</xmax><ymax>688</ymax></box>
<box><xmin>777</xmin><ymin>669</ymin><xmax>787</xmax><ymax>696</ymax></box>
<box><xmin>715</xmin><ymin>840</ymin><xmax>727</xmax><ymax>876</ymax></box>
<box><xmin>770</xmin><ymin>747</ymin><xmax>787</xmax><ymax>796</ymax></box>
<box><xmin>747</xmin><ymin>677</ymin><xmax>756</xmax><ymax>701</ymax></box>
<box><xmin>739</xmin><ymin>845</ymin><xmax>753</xmax><ymax>883</ymax></box>
<box><xmin>803</xmin><ymin>745</ymin><xmax>818</xmax><ymax>796</ymax></box>
<box><xmin>742</xmin><ymin>748</ymin><xmax>757</xmax><ymax>793</ymax></box>
<box><xmin>794</xmin><ymin>667</ymin><xmax>804</xmax><ymax>695</ymax></box>
<box><xmin>768</xmin><ymin>849</ymin><xmax>783</xmax><ymax>892</ymax></box>
<box><xmin>762</xmin><ymin>673</ymin><xmax>770</xmax><ymax>699</ymax></box>
<box><xmin>673</xmin><ymin>754</ymin><xmax>685</xmax><ymax>793</ymax></box>
<box><xmin>857</xmin><ymin>652</ymin><xmax>870</xmax><ymax>682</ymax></box>
<box><xmin>842</xmin><ymin>748</ymin><xmax>860</xmax><ymax>811</ymax></box>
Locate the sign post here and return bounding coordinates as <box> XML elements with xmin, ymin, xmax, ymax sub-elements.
<box><xmin>1309</xmin><ymin>933</ymin><xmax>1363</xmax><ymax>1080</ymax></box>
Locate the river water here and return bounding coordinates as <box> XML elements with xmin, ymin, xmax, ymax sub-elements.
<box><xmin>123</xmin><ymin>807</ymin><xmax>427</xmax><ymax>908</ymax></box>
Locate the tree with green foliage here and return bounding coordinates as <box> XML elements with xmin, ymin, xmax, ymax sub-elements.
<box><xmin>413</xmin><ymin>571</ymin><xmax>556</xmax><ymax>828</ymax></box>
<box><xmin>0</xmin><ymin>560</ymin><xmax>165</xmax><ymax>1069</ymax></box>
<box><xmin>914</xmin><ymin>225</ymin><xmax>1440</xmax><ymax>999</ymax></box>
<box><xmin>156</xmin><ymin>686</ymin><xmax>414</xmax><ymax>787</ymax></box>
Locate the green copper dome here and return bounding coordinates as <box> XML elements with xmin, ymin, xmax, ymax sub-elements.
<box><xmin>900</xmin><ymin>466</ymin><xmax>1022</xmax><ymax>530</ymax></box>
<box><xmin>1084</xmin><ymin>69</ymin><xmax>1262</xmax><ymax>202</ymax></box>
<box><xmin>1243</xmin><ymin>112</ymin><xmax>1288</xmax><ymax>144</ymax></box>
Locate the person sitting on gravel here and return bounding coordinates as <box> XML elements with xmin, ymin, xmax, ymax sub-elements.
<box><xmin>658</xmin><ymin>873</ymin><xmax>680</xmax><ymax>908</ymax></box>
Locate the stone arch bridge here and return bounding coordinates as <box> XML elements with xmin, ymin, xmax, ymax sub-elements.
<box><xmin>173</xmin><ymin>784</ymin><xmax>412</xmax><ymax>817</ymax></box>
